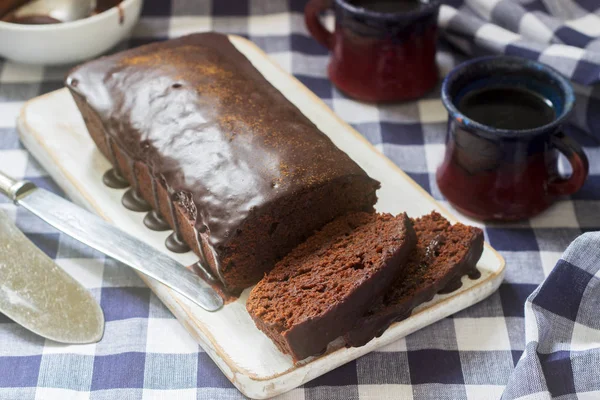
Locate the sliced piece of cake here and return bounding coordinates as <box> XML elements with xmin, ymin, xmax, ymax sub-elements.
<box><xmin>246</xmin><ymin>212</ymin><xmax>416</xmax><ymax>362</ymax></box>
<box><xmin>344</xmin><ymin>211</ymin><xmax>484</xmax><ymax>347</ymax></box>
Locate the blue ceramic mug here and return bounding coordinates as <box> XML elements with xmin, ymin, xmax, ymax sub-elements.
<box><xmin>305</xmin><ymin>0</ymin><xmax>440</xmax><ymax>102</ymax></box>
<box><xmin>437</xmin><ymin>56</ymin><xmax>589</xmax><ymax>221</ymax></box>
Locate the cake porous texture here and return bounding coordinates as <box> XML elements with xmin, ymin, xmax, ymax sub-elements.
<box><xmin>247</xmin><ymin>212</ymin><xmax>416</xmax><ymax>362</ymax></box>
<box><xmin>344</xmin><ymin>211</ymin><xmax>484</xmax><ymax>347</ymax></box>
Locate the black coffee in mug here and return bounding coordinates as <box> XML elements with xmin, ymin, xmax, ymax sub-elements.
<box><xmin>438</xmin><ymin>56</ymin><xmax>589</xmax><ymax>221</ymax></box>
<box><xmin>351</xmin><ymin>0</ymin><xmax>424</xmax><ymax>13</ymax></box>
<box><xmin>458</xmin><ymin>86</ymin><xmax>556</xmax><ymax>130</ymax></box>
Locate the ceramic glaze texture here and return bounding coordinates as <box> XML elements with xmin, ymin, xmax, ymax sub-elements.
<box><xmin>305</xmin><ymin>0</ymin><xmax>440</xmax><ymax>102</ymax></box>
<box><xmin>437</xmin><ymin>56</ymin><xmax>588</xmax><ymax>221</ymax></box>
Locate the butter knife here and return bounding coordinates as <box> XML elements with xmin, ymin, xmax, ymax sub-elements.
<box><xmin>0</xmin><ymin>209</ymin><xmax>104</xmax><ymax>343</ymax></box>
<box><xmin>0</xmin><ymin>170</ymin><xmax>223</xmax><ymax>312</ymax></box>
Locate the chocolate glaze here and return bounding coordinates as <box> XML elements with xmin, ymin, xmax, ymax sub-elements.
<box><xmin>437</xmin><ymin>265</ymin><xmax>481</xmax><ymax>293</ymax></box>
<box><xmin>102</xmin><ymin>168</ymin><xmax>129</xmax><ymax>189</ymax></box>
<box><xmin>468</xmin><ymin>267</ymin><xmax>481</xmax><ymax>280</ymax></box>
<box><xmin>143</xmin><ymin>210</ymin><xmax>170</xmax><ymax>231</ymax></box>
<box><xmin>4</xmin><ymin>14</ymin><xmax>61</xmax><ymax>24</ymax></box>
<box><xmin>1</xmin><ymin>0</ymin><xmax>123</xmax><ymax>24</ymax></box>
<box><xmin>165</xmin><ymin>232</ymin><xmax>190</xmax><ymax>253</ymax></box>
<box><xmin>192</xmin><ymin>262</ymin><xmax>219</xmax><ymax>284</ymax></box>
<box><xmin>66</xmin><ymin>33</ymin><xmax>378</xmax><ymax>289</ymax></box>
<box><xmin>437</xmin><ymin>276</ymin><xmax>463</xmax><ymax>294</ymax></box>
<box><xmin>96</xmin><ymin>0</ymin><xmax>122</xmax><ymax>13</ymax></box>
<box><xmin>190</xmin><ymin>262</ymin><xmax>240</xmax><ymax>303</ymax></box>
<box><xmin>0</xmin><ymin>0</ymin><xmax>28</xmax><ymax>18</ymax></box>
<box><xmin>122</xmin><ymin>188</ymin><xmax>152</xmax><ymax>212</ymax></box>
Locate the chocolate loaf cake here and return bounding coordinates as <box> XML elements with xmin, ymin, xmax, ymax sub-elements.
<box><xmin>344</xmin><ymin>212</ymin><xmax>484</xmax><ymax>347</ymax></box>
<box><xmin>66</xmin><ymin>33</ymin><xmax>379</xmax><ymax>292</ymax></box>
<box><xmin>246</xmin><ymin>212</ymin><xmax>416</xmax><ymax>362</ymax></box>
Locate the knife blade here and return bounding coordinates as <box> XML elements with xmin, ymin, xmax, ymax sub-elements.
<box><xmin>0</xmin><ymin>170</ymin><xmax>223</xmax><ymax>312</ymax></box>
<box><xmin>0</xmin><ymin>209</ymin><xmax>104</xmax><ymax>343</ymax></box>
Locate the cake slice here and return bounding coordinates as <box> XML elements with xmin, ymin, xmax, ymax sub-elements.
<box><xmin>344</xmin><ymin>211</ymin><xmax>484</xmax><ymax>347</ymax></box>
<box><xmin>246</xmin><ymin>212</ymin><xmax>416</xmax><ymax>362</ymax></box>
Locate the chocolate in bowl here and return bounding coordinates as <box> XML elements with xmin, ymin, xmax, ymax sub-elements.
<box><xmin>0</xmin><ymin>0</ymin><xmax>28</xmax><ymax>18</ymax></box>
<box><xmin>0</xmin><ymin>0</ymin><xmax>142</xmax><ymax>65</ymax></box>
<box><xmin>96</xmin><ymin>0</ymin><xmax>123</xmax><ymax>13</ymax></box>
<box><xmin>1</xmin><ymin>0</ymin><xmax>123</xmax><ymax>24</ymax></box>
<box><xmin>3</xmin><ymin>14</ymin><xmax>61</xmax><ymax>24</ymax></box>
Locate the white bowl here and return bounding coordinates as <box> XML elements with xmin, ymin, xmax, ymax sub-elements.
<box><xmin>0</xmin><ymin>0</ymin><xmax>142</xmax><ymax>65</ymax></box>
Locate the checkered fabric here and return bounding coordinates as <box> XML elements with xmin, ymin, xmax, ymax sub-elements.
<box><xmin>0</xmin><ymin>1</ymin><xmax>598</xmax><ymax>399</ymax></box>
<box><xmin>441</xmin><ymin>0</ymin><xmax>600</xmax><ymax>138</ymax></box>
<box><xmin>503</xmin><ymin>232</ymin><xmax>600</xmax><ymax>399</ymax></box>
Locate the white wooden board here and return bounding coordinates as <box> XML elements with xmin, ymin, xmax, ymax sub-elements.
<box><xmin>16</xmin><ymin>35</ymin><xmax>505</xmax><ymax>399</ymax></box>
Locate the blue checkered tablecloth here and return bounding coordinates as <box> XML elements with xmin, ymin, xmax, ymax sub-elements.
<box><xmin>504</xmin><ymin>231</ymin><xmax>600</xmax><ymax>399</ymax></box>
<box><xmin>0</xmin><ymin>1</ymin><xmax>599</xmax><ymax>399</ymax></box>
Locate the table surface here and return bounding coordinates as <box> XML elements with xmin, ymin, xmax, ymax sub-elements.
<box><xmin>0</xmin><ymin>1</ymin><xmax>599</xmax><ymax>400</ymax></box>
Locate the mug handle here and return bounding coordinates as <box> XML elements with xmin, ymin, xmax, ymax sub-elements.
<box><xmin>305</xmin><ymin>0</ymin><xmax>335</xmax><ymax>50</ymax></box>
<box><xmin>548</xmin><ymin>131</ymin><xmax>589</xmax><ymax>196</ymax></box>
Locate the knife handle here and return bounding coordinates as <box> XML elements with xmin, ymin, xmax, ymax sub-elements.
<box><xmin>0</xmin><ymin>170</ymin><xmax>36</xmax><ymax>202</ymax></box>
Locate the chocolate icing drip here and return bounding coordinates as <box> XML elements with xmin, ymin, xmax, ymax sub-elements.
<box><xmin>166</xmin><ymin>232</ymin><xmax>190</xmax><ymax>253</ymax></box>
<box><xmin>120</xmin><ymin>155</ymin><xmax>152</xmax><ymax>211</ymax></box>
<box><xmin>192</xmin><ymin>262</ymin><xmax>219</xmax><ymax>284</ymax></box>
<box><xmin>190</xmin><ymin>262</ymin><xmax>241</xmax><ymax>303</ymax></box>
<box><xmin>102</xmin><ymin>168</ymin><xmax>129</xmax><ymax>189</ymax></box>
<box><xmin>438</xmin><ymin>277</ymin><xmax>463</xmax><ymax>294</ymax></box>
<box><xmin>122</xmin><ymin>188</ymin><xmax>152</xmax><ymax>212</ymax></box>
<box><xmin>468</xmin><ymin>268</ymin><xmax>481</xmax><ymax>280</ymax></box>
<box><xmin>143</xmin><ymin>210</ymin><xmax>170</xmax><ymax>231</ymax></box>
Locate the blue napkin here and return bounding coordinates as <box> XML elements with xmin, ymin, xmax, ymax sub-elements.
<box><xmin>502</xmin><ymin>231</ymin><xmax>600</xmax><ymax>398</ymax></box>
<box><xmin>439</xmin><ymin>0</ymin><xmax>600</xmax><ymax>139</ymax></box>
